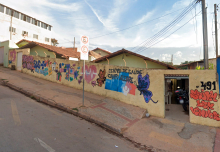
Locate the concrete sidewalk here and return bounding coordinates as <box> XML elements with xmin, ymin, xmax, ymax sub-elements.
<box><xmin>0</xmin><ymin>66</ymin><xmax>219</xmax><ymax>152</ymax></box>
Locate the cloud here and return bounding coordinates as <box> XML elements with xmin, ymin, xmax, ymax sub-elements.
<box><xmin>174</xmin><ymin>51</ymin><xmax>182</xmax><ymax>58</ymax></box>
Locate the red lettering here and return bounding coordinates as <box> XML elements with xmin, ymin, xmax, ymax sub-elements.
<box><xmin>190</xmin><ymin>107</ymin><xmax>220</xmax><ymax>121</ymax></box>
<box><xmin>190</xmin><ymin>89</ymin><xmax>218</xmax><ymax>102</ymax></box>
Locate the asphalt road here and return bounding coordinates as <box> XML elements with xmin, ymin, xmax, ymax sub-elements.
<box><xmin>0</xmin><ymin>85</ymin><xmax>141</xmax><ymax>152</ymax></box>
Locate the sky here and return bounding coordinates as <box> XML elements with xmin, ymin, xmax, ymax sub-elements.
<box><xmin>1</xmin><ymin>0</ymin><xmax>220</xmax><ymax>65</ymax></box>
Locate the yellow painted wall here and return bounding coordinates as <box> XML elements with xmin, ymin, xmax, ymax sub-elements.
<box><xmin>17</xmin><ymin>41</ymin><xmax>29</xmax><ymax>48</ymax></box>
<box><xmin>21</xmin><ymin>55</ymin><xmax>220</xmax><ymax>127</ymax></box>
<box><xmin>99</xmin><ymin>53</ymin><xmax>168</xmax><ymax>69</ymax></box>
<box><xmin>93</xmin><ymin>49</ymin><xmax>110</xmax><ymax>56</ymax></box>
<box><xmin>30</xmin><ymin>46</ymin><xmax>56</xmax><ymax>58</ymax></box>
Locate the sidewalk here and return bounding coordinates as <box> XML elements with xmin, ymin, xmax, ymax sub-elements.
<box><xmin>0</xmin><ymin>66</ymin><xmax>218</xmax><ymax>152</ymax></box>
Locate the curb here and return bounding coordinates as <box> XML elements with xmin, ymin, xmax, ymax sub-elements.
<box><xmin>0</xmin><ymin>80</ymin><xmax>123</xmax><ymax>136</ymax></box>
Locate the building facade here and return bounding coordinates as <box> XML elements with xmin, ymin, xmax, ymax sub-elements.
<box><xmin>0</xmin><ymin>3</ymin><xmax>52</xmax><ymax>45</ymax></box>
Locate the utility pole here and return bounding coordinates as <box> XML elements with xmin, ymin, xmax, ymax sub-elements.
<box><xmin>10</xmin><ymin>10</ymin><xmax>13</xmax><ymax>40</ymax></box>
<box><xmin>74</xmin><ymin>37</ymin><xmax>75</xmax><ymax>48</ymax></box>
<box><xmin>171</xmin><ymin>54</ymin><xmax>173</xmax><ymax>65</ymax></box>
<box><xmin>201</xmin><ymin>0</ymin><xmax>209</xmax><ymax>69</ymax></box>
<box><xmin>214</xmin><ymin>4</ymin><xmax>219</xmax><ymax>81</ymax></box>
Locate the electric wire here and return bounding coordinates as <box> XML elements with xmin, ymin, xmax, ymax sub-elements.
<box><xmin>89</xmin><ymin>7</ymin><xmax>187</xmax><ymax>39</ymax></box>
<box><xmin>133</xmin><ymin>0</ymin><xmax>199</xmax><ymax>53</ymax></box>
<box><xmin>136</xmin><ymin>10</ymin><xmax>202</xmax><ymax>54</ymax></box>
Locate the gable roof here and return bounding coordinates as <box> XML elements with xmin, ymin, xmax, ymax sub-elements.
<box><xmin>91</xmin><ymin>47</ymin><xmax>112</xmax><ymax>54</ymax></box>
<box><xmin>89</xmin><ymin>51</ymin><xmax>102</xmax><ymax>59</ymax></box>
<box><xmin>92</xmin><ymin>49</ymin><xmax>176</xmax><ymax>69</ymax></box>
<box><xmin>16</xmin><ymin>39</ymin><xmax>32</xmax><ymax>44</ymax></box>
<box><xmin>17</xmin><ymin>40</ymin><xmax>80</xmax><ymax>58</ymax></box>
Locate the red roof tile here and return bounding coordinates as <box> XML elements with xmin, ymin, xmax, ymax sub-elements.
<box><xmin>17</xmin><ymin>40</ymin><xmax>80</xmax><ymax>58</ymax></box>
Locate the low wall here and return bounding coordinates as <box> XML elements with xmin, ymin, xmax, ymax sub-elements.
<box><xmin>21</xmin><ymin>55</ymin><xmax>220</xmax><ymax>127</ymax></box>
<box><xmin>8</xmin><ymin>48</ymin><xmax>30</xmax><ymax>69</ymax></box>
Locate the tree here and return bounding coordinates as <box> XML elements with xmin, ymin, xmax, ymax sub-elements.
<box><xmin>51</xmin><ymin>38</ymin><xmax>59</xmax><ymax>46</ymax></box>
<box><xmin>180</xmin><ymin>61</ymin><xmax>193</xmax><ymax>65</ymax></box>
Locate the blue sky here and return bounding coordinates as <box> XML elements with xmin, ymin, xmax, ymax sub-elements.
<box><xmin>1</xmin><ymin>0</ymin><xmax>220</xmax><ymax>64</ymax></box>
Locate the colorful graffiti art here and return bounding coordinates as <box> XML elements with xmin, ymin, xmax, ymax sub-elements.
<box><xmin>105</xmin><ymin>72</ymin><xmax>137</xmax><ymax>96</ymax></box>
<box><xmin>96</xmin><ymin>69</ymin><xmax>106</xmax><ymax>87</ymax></box>
<box><xmin>190</xmin><ymin>88</ymin><xmax>220</xmax><ymax>121</ymax></box>
<box><xmin>22</xmin><ymin>55</ymin><xmax>34</xmax><ymax>72</ymax></box>
<box><xmin>9</xmin><ymin>50</ymin><xmax>16</xmax><ymax>64</ymax></box>
<box><xmin>137</xmin><ymin>74</ymin><xmax>158</xmax><ymax>103</ymax></box>
<box><xmin>82</xmin><ymin>65</ymin><xmax>97</xmax><ymax>84</ymax></box>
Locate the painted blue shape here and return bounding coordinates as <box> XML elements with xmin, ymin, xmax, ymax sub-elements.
<box><xmin>66</xmin><ymin>64</ymin><xmax>70</xmax><ymax>70</ymax></box>
<box><xmin>62</xmin><ymin>63</ymin><xmax>64</xmax><ymax>66</ymax></box>
<box><xmin>217</xmin><ymin>57</ymin><xmax>220</xmax><ymax>93</ymax></box>
<box><xmin>64</xmin><ymin>69</ymin><xmax>66</xmax><ymax>72</ymax></box>
<box><xmin>105</xmin><ymin>72</ymin><xmax>128</xmax><ymax>93</ymax></box>
<box><xmin>34</xmin><ymin>60</ymin><xmax>41</xmax><ymax>69</ymax></box>
<box><xmin>41</xmin><ymin>61</ymin><xmax>46</xmax><ymax>69</ymax></box>
<box><xmin>59</xmin><ymin>63</ymin><xmax>62</xmax><ymax>68</ymax></box>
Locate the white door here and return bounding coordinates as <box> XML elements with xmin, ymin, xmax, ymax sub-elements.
<box><xmin>0</xmin><ymin>47</ymin><xmax>4</xmax><ymax>65</ymax></box>
<box><xmin>17</xmin><ymin>52</ymin><xmax>22</xmax><ymax>71</ymax></box>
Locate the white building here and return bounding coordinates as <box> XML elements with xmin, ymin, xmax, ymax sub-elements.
<box><xmin>0</xmin><ymin>3</ymin><xmax>52</xmax><ymax>45</ymax></box>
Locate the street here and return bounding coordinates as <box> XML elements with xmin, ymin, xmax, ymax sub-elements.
<box><xmin>0</xmin><ymin>85</ymin><xmax>141</xmax><ymax>152</ymax></box>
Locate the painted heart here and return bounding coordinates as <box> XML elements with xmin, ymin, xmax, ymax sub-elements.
<box><xmin>82</xmin><ymin>65</ymin><xmax>97</xmax><ymax>83</ymax></box>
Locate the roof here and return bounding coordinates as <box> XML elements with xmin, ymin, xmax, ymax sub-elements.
<box><xmin>177</xmin><ymin>57</ymin><xmax>219</xmax><ymax>67</ymax></box>
<box><xmin>16</xmin><ymin>39</ymin><xmax>32</xmax><ymax>44</ymax></box>
<box><xmin>92</xmin><ymin>49</ymin><xmax>176</xmax><ymax>69</ymax></box>
<box><xmin>91</xmin><ymin>47</ymin><xmax>112</xmax><ymax>54</ymax></box>
<box><xmin>17</xmin><ymin>40</ymin><xmax>80</xmax><ymax>58</ymax></box>
<box><xmin>89</xmin><ymin>51</ymin><xmax>102</xmax><ymax>59</ymax></box>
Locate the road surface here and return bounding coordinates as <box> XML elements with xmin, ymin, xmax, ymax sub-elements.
<box><xmin>0</xmin><ymin>85</ymin><xmax>142</xmax><ymax>152</ymax></box>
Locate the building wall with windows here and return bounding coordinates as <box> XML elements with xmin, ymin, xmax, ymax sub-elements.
<box><xmin>0</xmin><ymin>4</ymin><xmax>52</xmax><ymax>45</ymax></box>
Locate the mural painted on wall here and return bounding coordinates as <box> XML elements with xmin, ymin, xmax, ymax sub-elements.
<box><xmin>22</xmin><ymin>55</ymin><xmax>35</xmax><ymax>72</ymax></box>
<box><xmin>96</xmin><ymin>69</ymin><xmax>106</xmax><ymax>87</ymax></box>
<box><xmin>82</xmin><ymin>65</ymin><xmax>97</xmax><ymax>84</ymax></box>
<box><xmin>190</xmin><ymin>81</ymin><xmax>220</xmax><ymax>121</ymax></box>
<box><xmin>137</xmin><ymin>74</ymin><xmax>158</xmax><ymax>103</ymax></box>
<box><xmin>9</xmin><ymin>50</ymin><xmax>16</xmax><ymax>64</ymax></box>
<box><xmin>105</xmin><ymin>68</ymin><xmax>141</xmax><ymax>96</ymax></box>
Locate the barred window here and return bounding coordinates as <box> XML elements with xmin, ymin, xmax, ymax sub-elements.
<box><xmin>13</xmin><ymin>11</ymin><xmax>19</xmax><ymax>19</ymax></box>
<box><xmin>0</xmin><ymin>5</ymin><xmax>4</xmax><ymax>13</ymax></box>
<box><xmin>37</xmin><ymin>21</ymin><xmax>40</xmax><ymax>27</ymax></box>
<box><xmin>9</xmin><ymin>27</ymin><xmax>16</xmax><ymax>33</ymax></box>
<box><xmin>45</xmin><ymin>38</ymin><xmax>50</xmax><ymax>42</ymax></box>
<box><xmin>6</xmin><ymin>8</ymin><xmax>11</xmax><ymax>15</ymax></box>
<box><xmin>33</xmin><ymin>34</ymin><xmax>38</xmax><ymax>39</ymax></box>
<box><xmin>26</xmin><ymin>16</ymin><xmax>31</xmax><ymax>23</ymax></box>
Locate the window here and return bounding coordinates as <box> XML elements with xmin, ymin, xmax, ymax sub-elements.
<box><xmin>26</xmin><ymin>16</ymin><xmax>31</xmax><ymax>23</ymax></box>
<box><xmin>13</xmin><ymin>11</ymin><xmax>19</xmax><ymax>19</ymax></box>
<box><xmin>45</xmin><ymin>38</ymin><xmax>50</xmax><ymax>42</ymax></box>
<box><xmin>48</xmin><ymin>26</ymin><xmax>51</xmax><ymax>31</ymax></box>
<box><xmin>9</xmin><ymin>27</ymin><xmax>16</xmax><ymax>33</ymax></box>
<box><xmin>32</xmin><ymin>18</ymin><xmax>37</xmax><ymax>25</ymax></box>
<box><xmin>33</xmin><ymin>34</ymin><xmax>38</xmax><ymax>39</ymax></box>
<box><xmin>21</xmin><ymin>14</ymin><xmax>26</xmax><ymax>21</ymax></box>
<box><xmin>37</xmin><ymin>21</ymin><xmax>40</xmax><ymax>27</ymax></box>
<box><xmin>6</xmin><ymin>8</ymin><xmax>12</xmax><ymax>16</ymax></box>
<box><xmin>0</xmin><ymin>5</ymin><xmax>4</xmax><ymax>13</ymax></box>
<box><xmin>22</xmin><ymin>31</ymin><xmax>28</xmax><ymax>36</ymax></box>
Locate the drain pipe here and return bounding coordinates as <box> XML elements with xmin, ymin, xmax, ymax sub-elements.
<box><xmin>106</xmin><ymin>58</ymin><xmax>109</xmax><ymax>65</ymax></box>
<box><xmin>123</xmin><ymin>59</ymin><xmax>126</xmax><ymax>66</ymax></box>
<box><xmin>144</xmin><ymin>60</ymin><xmax>148</xmax><ymax>68</ymax></box>
<box><xmin>35</xmin><ymin>51</ymin><xmax>38</xmax><ymax>56</ymax></box>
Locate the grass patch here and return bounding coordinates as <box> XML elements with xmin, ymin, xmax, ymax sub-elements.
<box><xmin>72</xmin><ymin>108</ymin><xmax>79</xmax><ymax>112</ymax></box>
<box><xmin>30</xmin><ymin>96</ymin><xmax>36</xmax><ymax>100</ymax></box>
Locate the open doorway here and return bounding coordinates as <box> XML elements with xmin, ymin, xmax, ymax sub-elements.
<box><xmin>164</xmin><ymin>74</ymin><xmax>189</xmax><ymax>122</ymax></box>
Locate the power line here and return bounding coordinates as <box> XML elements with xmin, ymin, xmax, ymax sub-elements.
<box><xmin>133</xmin><ymin>0</ymin><xmax>199</xmax><ymax>53</ymax></box>
<box><xmin>89</xmin><ymin>7</ymin><xmax>187</xmax><ymax>39</ymax></box>
<box><xmin>136</xmin><ymin>10</ymin><xmax>202</xmax><ymax>54</ymax></box>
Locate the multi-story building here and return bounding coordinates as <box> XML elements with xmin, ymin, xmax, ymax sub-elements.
<box><xmin>0</xmin><ymin>3</ymin><xmax>52</xmax><ymax>45</ymax></box>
